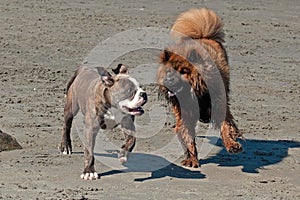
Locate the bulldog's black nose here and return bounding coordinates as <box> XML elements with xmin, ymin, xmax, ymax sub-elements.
<box><xmin>139</xmin><ymin>92</ymin><xmax>147</xmax><ymax>102</ymax></box>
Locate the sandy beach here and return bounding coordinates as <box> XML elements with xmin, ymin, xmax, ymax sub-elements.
<box><xmin>1</xmin><ymin>0</ymin><xmax>299</xmax><ymax>199</ymax></box>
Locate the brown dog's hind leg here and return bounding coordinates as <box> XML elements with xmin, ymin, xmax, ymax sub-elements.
<box><xmin>221</xmin><ymin>111</ymin><xmax>243</xmax><ymax>154</ymax></box>
<box><xmin>60</xmin><ymin>94</ymin><xmax>78</xmax><ymax>155</ymax></box>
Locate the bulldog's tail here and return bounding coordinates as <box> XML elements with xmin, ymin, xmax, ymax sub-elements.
<box><xmin>171</xmin><ymin>8</ymin><xmax>225</xmax><ymax>43</ymax></box>
<box><xmin>66</xmin><ymin>68</ymin><xmax>80</xmax><ymax>93</ymax></box>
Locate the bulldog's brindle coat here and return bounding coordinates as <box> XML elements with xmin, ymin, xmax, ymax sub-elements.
<box><xmin>60</xmin><ymin>64</ymin><xmax>147</xmax><ymax>180</ymax></box>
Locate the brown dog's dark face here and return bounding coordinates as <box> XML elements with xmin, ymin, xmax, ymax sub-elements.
<box><xmin>157</xmin><ymin>47</ymin><xmax>212</xmax><ymax>123</ymax></box>
<box><xmin>157</xmin><ymin>48</ymin><xmax>204</xmax><ymax>101</ymax></box>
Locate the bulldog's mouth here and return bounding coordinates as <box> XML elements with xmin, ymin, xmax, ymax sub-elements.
<box><xmin>119</xmin><ymin>93</ymin><xmax>147</xmax><ymax>116</ymax></box>
<box><xmin>122</xmin><ymin>97</ymin><xmax>147</xmax><ymax>115</ymax></box>
<box><xmin>122</xmin><ymin>106</ymin><xmax>144</xmax><ymax>116</ymax></box>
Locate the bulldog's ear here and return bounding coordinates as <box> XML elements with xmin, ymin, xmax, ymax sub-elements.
<box><xmin>112</xmin><ymin>63</ymin><xmax>128</xmax><ymax>75</ymax></box>
<box><xmin>101</xmin><ymin>76</ymin><xmax>114</xmax><ymax>87</ymax></box>
<box><xmin>160</xmin><ymin>49</ymin><xmax>172</xmax><ymax>63</ymax></box>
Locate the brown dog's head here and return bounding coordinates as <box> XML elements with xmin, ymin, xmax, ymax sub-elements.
<box><xmin>108</xmin><ymin>64</ymin><xmax>147</xmax><ymax>116</ymax></box>
<box><xmin>157</xmin><ymin>42</ymin><xmax>213</xmax><ymax>123</ymax></box>
<box><xmin>157</xmin><ymin>44</ymin><xmax>208</xmax><ymax>101</ymax></box>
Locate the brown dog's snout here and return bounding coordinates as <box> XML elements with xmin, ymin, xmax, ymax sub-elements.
<box><xmin>165</xmin><ymin>76</ymin><xmax>174</xmax><ymax>83</ymax></box>
<box><xmin>164</xmin><ymin>71</ymin><xmax>179</xmax><ymax>85</ymax></box>
<box><xmin>165</xmin><ymin>72</ymin><xmax>174</xmax><ymax>82</ymax></box>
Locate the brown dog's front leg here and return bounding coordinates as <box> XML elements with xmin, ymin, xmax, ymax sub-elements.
<box><xmin>177</xmin><ymin>127</ymin><xmax>200</xmax><ymax>168</ymax></box>
<box><xmin>118</xmin><ymin>115</ymin><xmax>136</xmax><ymax>164</ymax></box>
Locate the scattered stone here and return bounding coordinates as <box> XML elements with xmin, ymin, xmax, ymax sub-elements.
<box><xmin>0</xmin><ymin>129</ymin><xmax>22</xmax><ymax>152</ymax></box>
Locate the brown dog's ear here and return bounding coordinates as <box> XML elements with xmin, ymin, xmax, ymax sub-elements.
<box><xmin>101</xmin><ymin>76</ymin><xmax>114</xmax><ymax>87</ymax></box>
<box><xmin>160</xmin><ymin>49</ymin><xmax>172</xmax><ymax>63</ymax></box>
<box><xmin>112</xmin><ymin>63</ymin><xmax>128</xmax><ymax>75</ymax></box>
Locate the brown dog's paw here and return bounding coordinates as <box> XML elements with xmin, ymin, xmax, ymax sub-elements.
<box><xmin>80</xmin><ymin>172</ymin><xmax>99</xmax><ymax>180</ymax></box>
<box><xmin>181</xmin><ymin>158</ymin><xmax>200</xmax><ymax>168</ymax></box>
<box><xmin>227</xmin><ymin>142</ymin><xmax>243</xmax><ymax>154</ymax></box>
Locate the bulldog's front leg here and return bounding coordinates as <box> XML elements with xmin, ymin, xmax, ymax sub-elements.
<box><xmin>118</xmin><ymin>115</ymin><xmax>136</xmax><ymax>164</ymax></box>
<box><xmin>80</xmin><ymin>117</ymin><xmax>100</xmax><ymax>180</ymax></box>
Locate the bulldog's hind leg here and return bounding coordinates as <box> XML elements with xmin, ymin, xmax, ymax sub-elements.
<box><xmin>60</xmin><ymin>94</ymin><xmax>78</xmax><ymax>155</ymax></box>
<box><xmin>118</xmin><ymin>116</ymin><xmax>136</xmax><ymax>164</ymax></box>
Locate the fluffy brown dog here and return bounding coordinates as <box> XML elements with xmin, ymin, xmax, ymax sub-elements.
<box><xmin>157</xmin><ymin>8</ymin><xmax>243</xmax><ymax>168</ymax></box>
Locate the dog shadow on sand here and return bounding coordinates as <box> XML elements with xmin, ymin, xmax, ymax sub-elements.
<box><xmin>201</xmin><ymin>136</ymin><xmax>300</xmax><ymax>173</ymax></box>
<box><xmin>97</xmin><ymin>136</ymin><xmax>300</xmax><ymax>182</ymax></box>
<box><xmin>96</xmin><ymin>152</ymin><xmax>206</xmax><ymax>181</ymax></box>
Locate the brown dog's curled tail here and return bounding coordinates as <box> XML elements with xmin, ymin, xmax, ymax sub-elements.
<box><xmin>171</xmin><ymin>8</ymin><xmax>224</xmax><ymax>43</ymax></box>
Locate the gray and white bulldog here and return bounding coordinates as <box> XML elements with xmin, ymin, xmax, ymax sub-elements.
<box><xmin>60</xmin><ymin>64</ymin><xmax>147</xmax><ymax>180</ymax></box>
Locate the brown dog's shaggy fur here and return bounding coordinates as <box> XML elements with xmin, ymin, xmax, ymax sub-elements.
<box><xmin>157</xmin><ymin>8</ymin><xmax>243</xmax><ymax>168</ymax></box>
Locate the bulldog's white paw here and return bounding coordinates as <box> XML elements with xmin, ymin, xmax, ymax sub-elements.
<box><xmin>118</xmin><ymin>150</ymin><xmax>130</xmax><ymax>164</ymax></box>
<box><xmin>59</xmin><ymin>145</ymin><xmax>72</xmax><ymax>155</ymax></box>
<box><xmin>62</xmin><ymin>150</ymin><xmax>72</xmax><ymax>155</ymax></box>
<box><xmin>80</xmin><ymin>172</ymin><xmax>99</xmax><ymax>180</ymax></box>
<box><xmin>119</xmin><ymin>156</ymin><xmax>127</xmax><ymax>164</ymax></box>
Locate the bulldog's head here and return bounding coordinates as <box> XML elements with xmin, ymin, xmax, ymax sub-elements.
<box><xmin>106</xmin><ymin>64</ymin><xmax>147</xmax><ymax>116</ymax></box>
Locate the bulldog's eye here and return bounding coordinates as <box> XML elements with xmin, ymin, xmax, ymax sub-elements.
<box><xmin>126</xmin><ymin>88</ymin><xmax>134</xmax><ymax>94</ymax></box>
